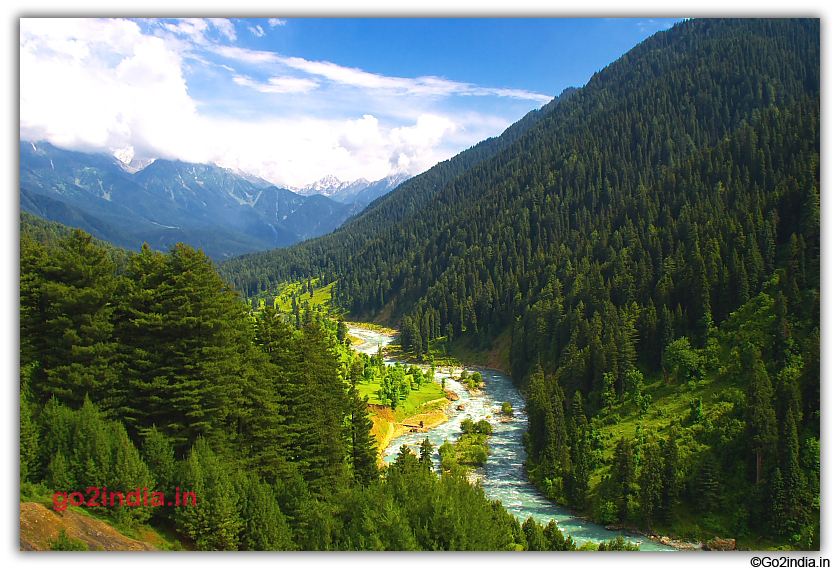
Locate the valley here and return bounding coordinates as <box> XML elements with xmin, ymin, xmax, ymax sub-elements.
<box><xmin>19</xmin><ymin>17</ymin><xmax>820</xmax><ymax>553</ymax></box>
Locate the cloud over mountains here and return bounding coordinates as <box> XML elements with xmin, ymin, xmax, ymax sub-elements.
<box><xmin>20</xmin><ymin>18</ymin><xmax>548</xmax><ymax>188</ymax></box>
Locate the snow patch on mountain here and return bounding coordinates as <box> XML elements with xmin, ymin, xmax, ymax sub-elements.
<box><xmin>297</xmin><ymin>175</ymin><xmax>371</xmax><ymax>198</ymax></box>
<box><xmin>293</xmin><ymin>172</ymin><xmax>410</xmax><ymax>205</ymax></box>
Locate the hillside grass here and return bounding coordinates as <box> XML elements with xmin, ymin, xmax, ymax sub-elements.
<box><xmin>255</xmin><ymin>279</ymin><xmax>337</xmax><ymax>314</ymax></box>
<box><xmin>356</xmin><ymin>371</ymin><xmax>450</xmax><ymax>455</ymax></box>
<box><xmin>585</xmin><ymin>365</ymin><xmax>799</xmax><ymax>550</ymax></box>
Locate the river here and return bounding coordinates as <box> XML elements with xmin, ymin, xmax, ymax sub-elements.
<box><xmin>348</xmin><ymin>326</ymin><xmax>671</xmax><ymax>551</ymax></box>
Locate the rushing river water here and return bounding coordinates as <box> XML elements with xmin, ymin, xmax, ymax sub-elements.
<box><xmin>348</xmin><ymin>326</ymin><xmax>671</xmax><ymax>551</ymax></box>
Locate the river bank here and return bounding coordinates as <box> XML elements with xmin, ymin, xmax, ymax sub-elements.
<box><xmin>371</xmin><ymin>398</ymin><xmax>453</xmax><ymax>466</ymax></box>
<box><xmin>347</xmin><ymin>324</ymin><xmax>671</xmax><ymax>551</ymax></box>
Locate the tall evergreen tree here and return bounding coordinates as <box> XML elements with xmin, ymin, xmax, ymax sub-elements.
<box><xmin>240</xmin><ymin>475</ymin><xmax>296</xmax><ymax>550</ymax></box>
<box><xmin>19</xmin><ymin>380</ymin><xmax>39</xmax><ymax>483</ymax></box>
<box><xmin>176</xmin><ymin>437</ymin><xmax>243</xmax><ymax>551</ymax></box>
<box><xmin>744</xmin><ymin>344</ymin><xmax>778</xmax><ymax>484</ymax></box>
<box><xmin>349</xmin><ymin>387</ymin><xmax>379</xmax><ymax>487</ymax></box>
<box><xmin>116</xmin><ymin>243</ymin><xmax>250</xmax><ymax>451</ymax></box>
<box><xmin>22</xmin><ymin>230</ymin><xmax>119</xmax><ymax>410</ymax></box>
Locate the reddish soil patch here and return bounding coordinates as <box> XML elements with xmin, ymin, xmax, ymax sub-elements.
<box><xmin>19</xmin><ymin>502</ymin><xmax>159</xmax><ymax>551</ymax></box>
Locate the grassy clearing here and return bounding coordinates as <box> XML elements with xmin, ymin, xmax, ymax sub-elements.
<box><xmin>357</xmin><ymin>377</ymin><xmax>450</xmax><ymax>454</ymax></box>
<box><xmin>358</xmin><ymin>379</ymin><xmax>446</xmax><ymax>422</ymax></box>
<box><xmin>257</xmin><ymin>279</ymin><xmax>336</xmax><ymax>314</ymax></box>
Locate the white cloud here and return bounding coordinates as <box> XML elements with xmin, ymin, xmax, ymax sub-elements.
<box><xmin>339</xmin><ymin>114</ymin><xmax>385</xmax><ymax>152</ymax></box>
<box><xmin>248</xmin><ymin>24</ymin><xmax>265</xmax><ymax>38</ymax></box>
<box><xmin>387</xmin><ymin>114</ymin><xmax>460</xmax><ymax>172</ymax></box>
<box><xmin>233</xmin><ymin>74</ymin><xmax>319</xmax><ymax>94</ymax></box>
<box><xmin>20</xmin><ymin>18</ymin><xmax>544</xmax><ymax>189</ymax></box>
<box><xmin>212</xmin><ymin>113</ymin><xmax>461</xmax><ymax>187</ymax></box>
<box><xmin>209</xmin><ymin>18</ymin><xmax>237</xmax><ymax>41</ymax></box>
<box><xmin>162</xmin><ymin>18</ymin><xmax>209</xmax><ymax>43</ymax></box>
<box><xmin>210</xmin><ymin>44</ymin><xmax>280</xmax><ymax>65</ymax></box>
<box><xmin>209</xmin><ymin>45</ymin><xmax>551</xmax><ymax>103</ymax></box>
<box><xmin>279</xmin><ymin>55</ymin><xmax>552</xmax><ymax>103</ymax></box>
<box><xmin>268</xmin><ymin>19</ymin><xmax>286</xmax><ymax>28</ymax></box>
<box><xmin>20</xmin><ymin>18</ymin><xmax>207</xmax><ymax>161</ymax></box>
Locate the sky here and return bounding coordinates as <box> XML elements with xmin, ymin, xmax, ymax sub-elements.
<box><xmin>19</xmin><ymin>17</ymin><xmax>685</xmax><ymax>188</ymax></box>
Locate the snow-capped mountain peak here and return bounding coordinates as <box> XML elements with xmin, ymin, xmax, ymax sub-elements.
<box><xmin>299</xmin><ymin>175</ymin><xmax>371</xmax><ymax>197</ymax></box>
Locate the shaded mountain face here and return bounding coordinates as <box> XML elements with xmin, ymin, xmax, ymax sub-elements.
<box><xmin>19</xmin><ymin>141</ymin><xmax>363</xmax><ymax>259</ymax></box>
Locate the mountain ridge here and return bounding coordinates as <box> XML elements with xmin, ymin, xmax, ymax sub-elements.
<box><xmin>19</xmin><ymin>141</ymin><xmax>368</xmax><ymax>259</ymax></box>
<box><xmin>293</xmin><ymin>172</ymin><xmax>411</xmax><ymax>205</ymax></box>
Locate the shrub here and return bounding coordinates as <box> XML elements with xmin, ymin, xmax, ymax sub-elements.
<box><xmin>47</xmin><ymin>529</ymin><xmax>89</xmax><ymax>551</ymax></box>
<box><xmin>475</xmin><ymin>419</ymin><xmax>493</xmax><ymax>435</ymax></box>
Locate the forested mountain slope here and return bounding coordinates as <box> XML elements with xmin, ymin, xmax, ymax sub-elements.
<box><xmin>220</xmin><ymin>18</ymin><xmax>820</xmax><ymax>547</ymax></box>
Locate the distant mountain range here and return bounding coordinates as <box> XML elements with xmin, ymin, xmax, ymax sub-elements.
<box><xmin>19</xmin><ymin>141</ymin><xmax>409</xmax><ymax>259</ymax></box>
<box><xmin>294</xmin><ymin>172</ymin><xmax>410</xmax><ymax>204</ymax></box>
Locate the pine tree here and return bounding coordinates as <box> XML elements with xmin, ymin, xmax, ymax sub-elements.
<box><xmin>695</xmin><ymin>453</ymin><xmax>722</xmax><ymax>511</ymax></box>
<box><xmin>290</xmin><ymin>321</ymin><xmax>353</xmax><ymax>494</ymax></box>
<box><xmin>524</xmin><ymin>365</ymin><xmax>548</xmax><ymax>464</ymax></box>
<box><xmin>38</xmin><ymin>397</ymin><xmax>75</xmax><ymax>482</ymax></box>
<box><xmin>176</xmin><ymin>437</ymin><xmax>243</xmax><ymax>551</ymax></box>
<box><xmin>544</xmin><ymin>519</ymin><xmax>575</xmax><ymax>550</ymax></box>
<box><xmin>776</xmin><ymin>407</ymin><xmax>810</xmax><ymax>538</ymax></box>
<box><xmin>70</xmin><ymin>397</ymin><xmax>113</xmax><ymax>493</ymax></box>
<box><xmin>744</xmin><ymin>344</ymin><xmax>777</xmax><ymax>484</ymax></box>
<box><xmin>420</xmin><ymin>438</ymin><xmax>434</xmax><ymax>471</ymax></box>
<box><xmin>116</xmin><ymin>243</ymin><xmax>250</xmax><ymax>452</ymax></box>
<box><xmin>48</xmin><ymin>451</ymin><xmax>74</xmax><ymax>491</ymax></box>
<box><xmin>141</xmin><ymin>426</ymin><xmax>177</xmax><ymax>512</ymax></box>
<box><xmin>22</xmin><ymin>230</ymin><xmax>120</xmax><ymax>411</ymax></box>
<box><xmin>110</xmin><ymin>424</ymin><xmax>154</xmax><ymax>526</ymax></box>
<box><xmin>638</xmin><ymin>438</ymin><xmax>664</xmax><ymax>528</ymax></box>
<box><xmin>660</xmin><ymin>435</ymin><xmax>681</xmax><ymax>524</ymax></box>
<box><xmin>392</xmin><ymin>445</ymin><xmax>419</xmax><ymax>474</ymax></box>
<box><xmin>522</xmin><ymin>516</ymin><xmax>548</xmax><ymax>551</ymax></box>
<box><xmin>349</xmin><ymin>387</ymin><xmax>379</xmax><ymax>486</ymax></box>
<box><xmin>568</xmin><ymin>391</ymin><xmax>591</xmax><ymax>510</ymax></box>
<box><xmin>612</xmin><ymin>436</ymin><xmax>635</xmax><ymax>522</ymax></box>
<box><xmin>19</xmin><ymin>385</ymin><xmax>39</xmax><ymax>483</ymax></box>
<box><xmin>240</xmin><ymin>475</ymin><xmax>296</xmax><ymax>550</ymax></box>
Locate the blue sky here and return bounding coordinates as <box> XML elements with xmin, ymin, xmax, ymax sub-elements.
<box><xmin>21</xmin><ymin>17</ymin><xmax>683</xmax><ymax>188</ymax></box>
